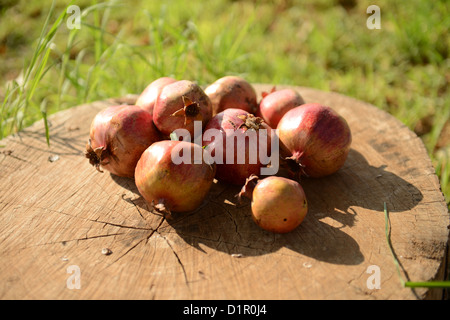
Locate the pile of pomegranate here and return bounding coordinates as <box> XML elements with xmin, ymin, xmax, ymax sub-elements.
<box><xmin>85</xmin><ymin>76</ymin><xmax>351</xmax><ymax>234</ymax></box>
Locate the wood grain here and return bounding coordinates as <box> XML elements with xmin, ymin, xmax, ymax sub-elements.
<box><xmin>0</xmin><ymin>85</ymin><xmax>448</xmax><ymax>300</ymax></box>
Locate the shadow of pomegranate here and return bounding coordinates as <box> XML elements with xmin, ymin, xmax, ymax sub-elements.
<box><xmin>111</xmin><ymin>148</ymin><xmax>423</xmax><ymax>266</ymax></box>
<box><xmin>299</xmin><ymin>148</ymin><xmax>424</xmax><ymax>218</ymax></box>
<box><xmin>166</xmin><ymin>184</ymin><xmax>364</xmax><ymax>265</ymax></box>
<box><xmin>164</xmin><ymin>148</ymin><xmax>423</xmax><ymax>265</ymax></box>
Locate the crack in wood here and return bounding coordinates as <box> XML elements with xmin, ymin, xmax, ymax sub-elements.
<box><xmin>122</xmin><ymin>193</ymin><xmax>146</xmax><ymax>221</ymax></box>
<box><xmin>156</xmin><ymin>230</ymin><xmax>191</xmax><ymax>290</ymax></box>
<box><xmin>210</xmin><ymin>200</ymin><xmax>240</xmax><ymax>236</ymax></box>
<box><xmin>106</xmin><ymin>216</ymin><xmax>166</xmax><ymax>266</ymax></box>
<box><xmin>11</xmin><ymin>232</ymin><xmax>125</xmax><ymax>253</ymax></box>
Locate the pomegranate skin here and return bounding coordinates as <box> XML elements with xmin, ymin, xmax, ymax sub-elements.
<box><xmin>250</xmin><ymin>176</ymin><xmax>308</xmax><ymax>233</ymax></box>
<box><xmin>85</xmin><ymin>105</ymin><xmax>161</xmax><ymax>177</ymax></box>
<box><xmin>277</xmin><ymin>103</ymin><xmax>352</xmax><ymax>178</ymax></box>
<box><xmin>135</xmin><ymin>140</ymin><xmax>216</xmax><ymax>214</ymax></box>
<box><xmin>257</xmin><ymin>88</ymin><xmax>305</xmax><ymax>128</ymax></box>
<box><xmin>204</xmin><ymin>76</ymin><xmax>257</xmax><ymax>115</ymax></box>
<box><xmin>135</xmin><ymin>77</ymin><xmax>177</xmax><ymax>116</ymax></box>
<box><xmin>202</xmin><ymin>108</ymin><xmax>272</xmax><ymax>186</ymax></box>
<box><xmin>153</xmin><ymin>80</ymin><xmax>212</xmax><ymax>138</ymax></box>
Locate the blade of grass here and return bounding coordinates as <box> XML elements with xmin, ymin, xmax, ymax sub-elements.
<box><xmin>0</xmin><ymin>83</ymin><xmax>20</xmax><ymax>138</ymax></box>
<box><xmin>26</xmin><ymin>45</ymin><xmax>52</xmax><ymax>105</ymax></box>
<box><xmin>22</xmin><ymin>6</ymin><xmax>69</xmax><ymax>132</ymax></box>
<box><xmin>92</xmin><ymin>0</ymin><xmax>102</xmax><ymax>63</ymax></box>
<box><xmin>404</xmin><ymin>281</ymin><xmax>450</xmax><ymax>288</ymax></box>
<box><xmin>21</xmin><ymin>0</ymin><xmax>57</xmax><ymax>86</ymax></box>
<box><xmin>23</xmin><ymin>0</ymin><xmax>72</xmax><ymax>87</ymax></box>
<box><xmin>80</xmin><ymin>1</ymin><xmax>123</xmax><ymax>19</ymax></box>
<box><xmin>384</xmin><ymin>202</ymin><xmax>406</xmax><ymax>287</ymax></box>
<box><xmin>57</xmin><ymin>29</ymin><xmax>80</xmax><ymax>109</ymax></box>
<box><xmin>40</xmin><ymin>99</ymin><xmax>50</xmax><ymax>146</ymax></box>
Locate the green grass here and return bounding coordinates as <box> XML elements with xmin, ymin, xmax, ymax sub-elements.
<box><xmin>0</xmin><ymin>0</ymin><xmax>449</xmax><ymax>208</ymax></box>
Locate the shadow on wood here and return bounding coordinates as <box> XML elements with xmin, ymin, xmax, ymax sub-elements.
<box><xmin>111</xmin><ymin>147</ymin><xmax>423</xmax><ymax>267</ymax></box>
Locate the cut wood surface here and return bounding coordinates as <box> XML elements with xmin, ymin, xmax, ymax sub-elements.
<box><xmin>0</xmin><ymin>84</ymin><xmax>448</xmax><ymax>300</ymax></box>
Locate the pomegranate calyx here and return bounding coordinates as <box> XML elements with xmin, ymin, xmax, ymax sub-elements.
<box><xmin>171</xmin><ymin>96</ymin><xmax>203</xmax><ymax>125</ymax></box>
<box><xmin>84</xmin><ymin>140</ymin><xmax>107</xmax><ymax>173</ymax></box>
<box><xmin>236</xmin><ymin>174</ymin><xmax>260</xmax><ymax>202</ymax></box>
<box><xmin>282</xmin><ymin>154</ymin><xmax>308</xmax><ymax>180</ymax></box>
<box><xmin>151</xmin><ymin>200</ymin><xmax>173</xmax><ymax>219</ymax></box>
<box><xmin>237</xmin><ymin>114</ymin><xmax>265</xmax><ymax>131</ymax></box>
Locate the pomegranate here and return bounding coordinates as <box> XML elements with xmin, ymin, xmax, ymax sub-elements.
<box><xmin>85</xmin><ymin>105</ymin><xmax>161</xmax><ymax>177</ymax></box>
<box><xmin>238</xmin><ymin>175</ymin><xmax>308</xmax><ymax>233</ymax></box>
<box><xmin>257</xmin><ymin>87</ymin><xmax>305</xmax><ymax>128</ymax></box>
<box><xmin>153</xmin><ymin>80</ymin><xmax>212</xmax><ymax>138</ymax></box>
<box><xmin>277</xmin><ymin>103</ymin><xmax>352</xmax><ymax>178</ymax></box>
<box><xmin>204</xmin><ymin>76</ymin><xmax>257</xmax><ymax>115</ymax></box>
<box><xmin>202</xmin><ymin>108</ymin><xmax>273</xmax><ymax>185</ymax></box>
<box><xmin>135</xmin><ymin>77</ymin><xmax>177</xmax><ymax>117</ymax></box>
<box><xmin>135</xmin><ymin>140</ymin><xmax>216</xmax><ymax>217</ymax></box>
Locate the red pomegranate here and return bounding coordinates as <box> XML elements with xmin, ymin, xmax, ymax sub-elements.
<box><xmin>257</xmin><ymin>87</ymin><xmax>305</xmax><ymax>128</ymax></box>
<box><xmin>135</xmin><ymin>77</ymin><xmax>177</xmax><ymax>116</ymax></box>
<box><xmin>153</xmin><ymin>80</ymin><xmax>212</xmax><ymax>139</ymax></box>
<box><xmin>239</xmin><ymin>175</ymin><xmax>308</xmax><ymax>233</ymax></box>
<box><xmin>277</xmin><ymin>103</ymin><xmax>352</xmax><ymax>178</ymax></box>
<box><xmin>204</xmin><ymin>76</ymin><xmax>257</xmax><ymax>115</ymax></box>
<box><xmin>135</xmin><ymin>140</ymin><xmax>216</xmax><ymax>217</ymax></box>
<box><xmin>85</xmin><ymin>105</ymin><xmax>161</xmax><ymax>177</ymax></box>
<box><xmin>202</xmin><ymin>108</ymin><xmax>273</xmax><ymax>185</ymax></box>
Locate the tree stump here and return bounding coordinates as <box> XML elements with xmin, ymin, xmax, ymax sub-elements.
<box><xmin>0</xmin><ymin>84</ymin><xmax>448</xmax><ymax>300</ymax></box>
